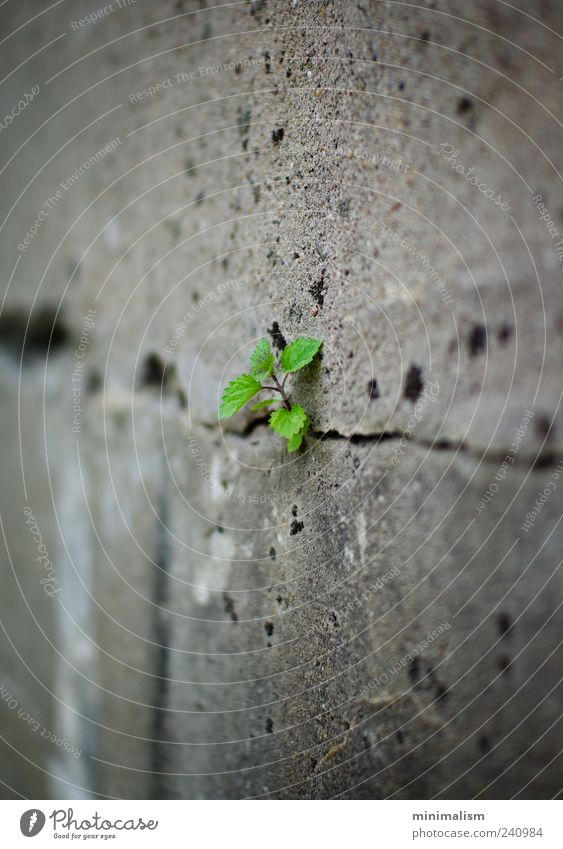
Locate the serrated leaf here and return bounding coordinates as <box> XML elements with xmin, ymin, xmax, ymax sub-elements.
<box><xmin>252</xmin><ymin>398</ymin><xmax>279</xmax><ymax>411</ymax></box>
<box><xmin>219</xmin><ymin>374</ymin><xmax>262</xmax><ymax>418</ymax></box>
<box><xmin>280</xmin><ymin>337</ymin><xmax>323</xmax><ymax>373</ymax></box>
<box><xmin>249</xmin><ymin>338</ymin><xmax>274</xmax><ymax>381</ymax></box>
<box><xmin>287</xmin><ymin>415</ymin><xmax>310</xmax><ymax>452</ymax></box>
<box><xmin>269</xmin><ymin>404</ymin><xmax>307</xmax><ymax>438</ymax></box>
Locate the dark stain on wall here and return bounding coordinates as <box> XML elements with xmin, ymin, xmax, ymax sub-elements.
<box><xmin>149</xmin><ymin>485</ymin><xmax>172</xmax><ymax>798</ymax></box>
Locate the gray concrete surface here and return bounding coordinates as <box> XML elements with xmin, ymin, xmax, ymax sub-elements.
<box><xmin>0</xmin><ymin>0</ymin><xmax>562</xmax><ymax>799</ymax></box>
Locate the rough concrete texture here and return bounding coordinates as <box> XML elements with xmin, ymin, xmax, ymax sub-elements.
<box><xmin>0</xmin><ymin>0</ymin><xmax>562</xmax><ymax>799</ymax></box>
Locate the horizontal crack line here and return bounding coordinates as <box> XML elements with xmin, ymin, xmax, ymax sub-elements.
<box><xmin>201</xmin><ymin>419</ymin><xmax>557</xmax><ymax>469</ymax></box>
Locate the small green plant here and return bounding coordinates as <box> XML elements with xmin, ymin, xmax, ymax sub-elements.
<box><xmin>219</xmin><ymin>336</ymin><xmax>323</xmax><ymax>451</ymax></box>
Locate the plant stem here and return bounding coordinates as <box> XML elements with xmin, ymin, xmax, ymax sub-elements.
<box><xmin>272</xmin><ymin>372</ymin><xmax>292</xmax><ymax>411</ymax></box>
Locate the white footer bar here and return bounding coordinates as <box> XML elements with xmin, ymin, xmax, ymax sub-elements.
<box><xmin>2</xmin><ymin>800</ymin><xmax>560</xmax><ymax>848</ymax></box>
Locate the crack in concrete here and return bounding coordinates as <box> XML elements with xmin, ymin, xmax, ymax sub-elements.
<box><xmin>207</xmin><ymin>420</ymin><xmax>557</xmax><ymax>470</ymax></box>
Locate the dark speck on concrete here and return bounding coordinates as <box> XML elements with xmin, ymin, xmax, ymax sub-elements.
<box><xmin>498</xmin><ymin>323</ymin><xmax>512</xmax><ymax>344</ymax></box>
<box><xmin>368</xmin><ymin>378</ymin><xmax>380</xmax><ymax>400</ymax></box>
<box><xmin>535</xmin><ymin>414</ymin><xmax>553</xmax><ymax>440</ymax></box>
<box><xmin>435</xmin><ymin>684</ymin><xmax>449</xmax><ymax>703</ymax></box>
<box><xmin>268</xmin><ymin>321</ymin><xmax>287</xmax><ymax>350</ymax></box>
<box><xmin>237</xmin><ymin>105</ymin><xmax>251</xmax><ymax>137</ymax></box>
<box><xmin>338</xmin><ymin>198</ymin><xmax>351</xmax><ymax>218</ymax></box>
<box><xmin>309</xmin><ymin>271</ymin><xmax>326</xmax><ymax>306</ymax></box>
<box><xmin>468</xmin><ymin>324</ymin><xmax>487</xmax><ymax>357</ymax></box>
<box><xmin>498</xmin><ymin>612</ymin><xmax>512</xmax><ymax>638</ymax></box>
<box><xmin>404</xmin><ymin>365</ymin><xmax>423</xmax><ymax>403</ymax></box>
<box><xmin>408</xmin><ymin>656</ymin><xmax>421</xmax><ymax>686</ymax></box>
<box><xmin>479</xmin><ymin>735</ymin><xmax>492</xmax><ymax>753</ymax></box>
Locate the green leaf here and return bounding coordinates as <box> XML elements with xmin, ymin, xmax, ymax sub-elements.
<box><xmin>249</xmin><ymin>338</ymin><xmax>274</xmax><ymax>381</ymax></box>
<box><xmin>252</xmin><ymin>398</ymin><xmax>279</xmax><ymax>411</ymax></box>
<box><xmin>269</xmin><ymin>404</ymin><xmax>307</xmax><ymax>438</ymax></box>
<box><xmin>287</xmin><ymin>415</ymin><xmax>310</xmax><ymax>452</ymax></box>
<box><xmin>280</xmin><ymin>337</ymin><xmax>323</xmax><ymax>373</ymax></box>
<box><xmin>219</xmin><ymin>374</ymin><xmax>262</xmax><ymax>418</ymax></box>
<box><xmin>287</xmin><ymin>432</ymin><xmax>303</xmax><ymax>452</ymax></box>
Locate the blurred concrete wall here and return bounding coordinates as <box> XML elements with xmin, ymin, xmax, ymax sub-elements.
<box><xmin>0</xmin><ymin>0</ymin><xmax>562</xmax><ymax>799</ymax></box>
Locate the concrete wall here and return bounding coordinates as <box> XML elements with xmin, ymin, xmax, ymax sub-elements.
<box><xmin>1</xmin><ymin>0</ymin><xmax>562</xmax><ymax>799</ymax></box>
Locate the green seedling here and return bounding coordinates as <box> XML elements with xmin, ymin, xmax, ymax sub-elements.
<box><xmin>219</xmin><ymin>336</ymin><xmax>323</xmax><ymax>452</ymax></box>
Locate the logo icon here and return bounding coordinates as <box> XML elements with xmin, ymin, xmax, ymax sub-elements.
<box><xmin>20</xmin><ymin>810</ymin><xmax>46</xmax><ymax>837</ymax></box>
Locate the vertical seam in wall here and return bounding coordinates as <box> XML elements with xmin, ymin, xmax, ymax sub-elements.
<box><xmin>149</xmin><ymin>477</ymin><xmax>171</xmax><ymax>798</ymax></box>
